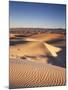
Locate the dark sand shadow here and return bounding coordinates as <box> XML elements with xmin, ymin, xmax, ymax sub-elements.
<box><xmin>48</xmin><ymin>47</ymin><xmax>66</xmax><ymax>68</ymax></box>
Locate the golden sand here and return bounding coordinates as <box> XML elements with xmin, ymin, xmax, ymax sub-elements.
<box><xmin>10</xmin><ymin>42</ymin><xmax>50</xmax><ymax>59</ymax></box>
<box><xmin>29</xmin><ymin>33</ymin><xmax>64</xmax><ymax>41</ymax></box>
<box><xmin>9</xmin><ymin>59</ymin><xmax>65</xmax><ymax>88</ymax></box>
<box><xmin>9</xmin><ymin>33</ymin><xmax>66</xmax><ymax>88</ymax></box>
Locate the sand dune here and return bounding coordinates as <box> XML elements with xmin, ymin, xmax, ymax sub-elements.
<box><xmin>10</xmin><ymin>33</ymin><xmax>64</xmax><ymax>41</ymax></box>
<box><xmin>10</xmin><ymin>41</ymin><xmax>62</xmax><ymax>59</ymax></box>
<box><xmin>29</xmin><ymin>33</ymin><xmax>64</xmax><ymax>41</ymax></box>
<box><xmin>9</xmin><ymin>59</ymin><xmax>66</xmax><ymax>88</ymax></box>
<box><xmin>10</xmin><ymin>42</ymin><xmax>50</xmax><ymax>59</ymax></box>
<box><xmin>10</xmin><ymin>34</ymin><xmax>16</xmax><ymax>39</ymax></box>
<box><xmin>9</xmin><ymin>33</ymin><xmax>66</xmax><ymax>88</ymax></box>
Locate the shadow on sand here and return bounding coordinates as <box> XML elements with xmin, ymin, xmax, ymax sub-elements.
<box><xmin>48</xmin><ymin>47</ymin><xmax>66</xmax><ymax>68</ymax></box>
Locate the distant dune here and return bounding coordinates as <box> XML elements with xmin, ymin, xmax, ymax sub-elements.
<box><xmin>10</xmin><ymin>33</ymin><xmax>65</xmax><ymax>41</ymax></box>
<box><xmin>29</xmin><ymin>33</ymin><xmax>64</xmax><ymax>41</ymax></box>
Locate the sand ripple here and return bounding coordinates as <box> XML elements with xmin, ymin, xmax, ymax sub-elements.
<box><xmin>9</xmin><ymin>59</ymin><xmax>66</xmax><ymax>88</ymax></box>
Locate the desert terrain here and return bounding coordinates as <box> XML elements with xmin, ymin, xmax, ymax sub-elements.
<box><xmin>9</xmin><ymin>28</ymin><xmax>66</xmax><ymax>88</ymax></box>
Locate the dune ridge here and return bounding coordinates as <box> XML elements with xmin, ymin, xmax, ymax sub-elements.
<box><xmin>10</xmin><ymin>42</ymin><xmax>50</xmax><ymax>58</ymax></box>
<box><xmin>9</xmin><ymin>32</ymin><xmax>66</xmax><ymax>88</ymax></box>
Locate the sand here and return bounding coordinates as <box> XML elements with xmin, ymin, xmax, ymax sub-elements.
<box><xmin>29</xmin><ymin>33</ymin><xmax>64</xmax><ymax>41</ymax></box>
<box><xmin>9</xmin><ymin>42</ymin><xmax>66</xmax><ymax>88</ymax></box>
<box><xmin>10</xmin><ymin>42</ymin><xmax>50</xmax><ymax>59</ymax></box>
<box><xmin>9</xmin><ymin>59</ymin><xmax>66</xmax><ymax>88</ymax></box>
<box><xmin>9</xmin><ymin>33</ymin><xmax>66</xmax><ymax>88</ymax></box>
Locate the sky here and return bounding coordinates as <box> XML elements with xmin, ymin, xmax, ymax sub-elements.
<box><xmin>9</xmin><ymin>1</ymin><xmax>66</xmax><ymax>29</ymax></box>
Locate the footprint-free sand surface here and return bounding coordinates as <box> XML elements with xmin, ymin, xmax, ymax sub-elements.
<box><xmin>10</xmin><ymin>42</ymin><xmax>51</xmax><ymax>59</ymax></box>
<box><xmin>9</xmin><ymin>59</ymin><xmax>66</xmax><ymax>88</ymax></box>
<box><xmin>9</xmin><ymin>33</ymin><xmax>66</xmax><ymax>88</ymax></box>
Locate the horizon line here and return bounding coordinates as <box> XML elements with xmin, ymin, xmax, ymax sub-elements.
<box><xmin>10</xmin><ymin>27</ymin><xmax>66</xmax><ymax>30</ymax></box>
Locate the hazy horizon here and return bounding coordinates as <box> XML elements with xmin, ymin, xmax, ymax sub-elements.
<box><xmin>10</xmin><ymin>27</ymin><xmax>66</xmax><ymax>29</ymax></box>
<box><xmin>9</xmin><ymin>1</ymin><xmax>66</xmax><ymax>29</ymax></box>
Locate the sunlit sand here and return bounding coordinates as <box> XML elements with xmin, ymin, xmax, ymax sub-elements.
<box><xmin>10</xmin><ymin>32</ymin><xmax>66</xmax><ymax>88</ymax></box>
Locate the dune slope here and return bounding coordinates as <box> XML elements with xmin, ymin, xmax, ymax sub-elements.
<box><xmin>9</xmin><ymin>59</ymin><xmax>66</xmax><ymax>88</ymax></box>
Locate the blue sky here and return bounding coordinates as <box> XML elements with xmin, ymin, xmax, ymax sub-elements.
<box><xmin>9</xmin><ymin>1</ymin><xmax>66</xmax><ymax>29</ymax></box>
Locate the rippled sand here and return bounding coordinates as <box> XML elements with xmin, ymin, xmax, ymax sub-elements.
<box><xmin>9</xmin><ymin>33</ymin><xmax>66</xmax><ymax>88</ymax></box>
<box><xmin>9</xmin><ymin>59</ymin><xmax>66</xmax><ymax>88</ymax></box>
